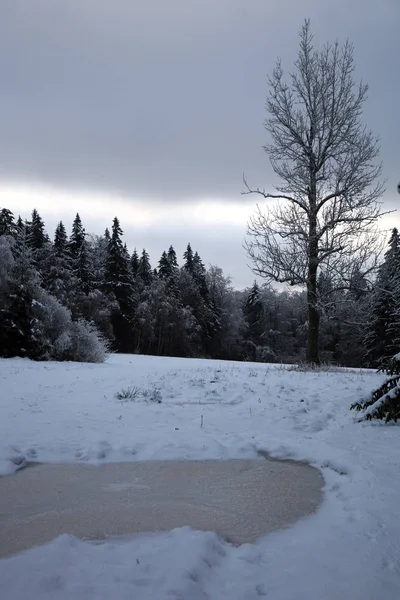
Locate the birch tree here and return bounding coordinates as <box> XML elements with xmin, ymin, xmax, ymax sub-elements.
<box><xmin>244</xmin><ymin>20</ymin><xmax>385</xmax><ymax>364</ymax></box>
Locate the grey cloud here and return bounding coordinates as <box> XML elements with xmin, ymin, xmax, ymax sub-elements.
<box><xmin>121</xmin><ymin>222</ymin><xmax>251</xmax><ymax>290</ymax></box>
<box><xmin>1</xmin><ymin>0</ymin><xmax>398</xmax><ymax>199</ymax></box>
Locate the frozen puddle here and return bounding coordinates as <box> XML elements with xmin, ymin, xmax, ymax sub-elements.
<box><xmin>0</xmin><ymin>458</ymin><xmax>323</xmax><ymax>557</ymax></box>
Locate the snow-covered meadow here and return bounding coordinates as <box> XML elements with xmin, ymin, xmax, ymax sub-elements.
<box><xmin>1</xmin><ymin>354</ymin><xmax>399</xmax><ymax>599</ymax></box>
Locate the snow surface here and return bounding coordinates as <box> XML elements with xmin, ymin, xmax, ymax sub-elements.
<box><xmin>1</xmin><ymin>354</ymin><xmax>399</xmax><ymax>599</ymax></box>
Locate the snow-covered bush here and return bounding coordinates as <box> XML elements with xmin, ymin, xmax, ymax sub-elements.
<box><xmin>244</xmin><ymin>340</ymin><xmax>276</xmax><ymax>363</ymax></box>
<box><xmin>65</xmin><ymin>319</ymin><xmax>109</xmax><ymax>363</ymax></box>
<box><xmin>351</xmin><ymin>355</ymin><xmax>400</xmax><ymax>423</ymax></box>
<box><xmin>31</xmin><ymin>290</ymin><xmax>72</xmax><ymax>360</ymax></box>
<box><xmin>0</xmin><ymin>234</ymin><xmax>108</xmax><ymax>363</ymax></box>
<box><xmin>254</xmin><ymin>344</ymin><xmax>277</xmax><ymax>363</ymax></box>
<box><xmin>31</xmin><ymin>289</ymin><xmax>109</xmax><ymax>363</ymax></box>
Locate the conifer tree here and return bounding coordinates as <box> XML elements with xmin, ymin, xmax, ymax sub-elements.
<box><xmin>0</xmin><ymin>208</ymin><xmax>17</xmax><ymax>237</ymax></box>
<box><xmin>158</xmin><ymin>251</ymin><xmax>173</xmax><ymax>279</ymax></box>
<box><xmin>179</xmin><ymin>248</ymin><xmax>216</xmax><ymax>355</ymax></box>
<box><xmin>26</xmin><ymin>209</ymin><xmax>49</xmax><ymax>250</ymax></box>
<box><xmin>243</xmin><ymin>282</ymin><xmax>264</xmax><ymax>346</ymax></box>
<box><xmin>54</xmin><ymin>221</ymin><xmax>68</xmax><ymax>255</ymax></box>
<box><xmin>16</xmin><ymin>216</ymin><xmax>24</xmax><ymax>235</ymax></box>
<box><xmin>68</xmin><ymin>214</ymin><xmax>94</xmax><ymax>294</ymax></box>
<box><xmin>364</xmin><ymin>229</ymin><xmax>400</xmax><ymax>366</ymax></box>
<box><xmin>351</xmin><ymin>355</ymin><xmax>400</xmax><ymax>423</ymax></box>
<box><xmin>183</xmin><ymin>243</ymin><xmax>194</xmax><ymax>274</ymax></box>
<box><xmin>167</xmin><ymin>245</ymin><xmax>178</xmax><ymax>268</ymax></box>
<box><xmin>69</xmin><ymin>214</ymin><xmax>86</xmax><ymax>257</ymax></box>
<box><xmin>41</xmin><ymin>222</ymin><xmax>75</xmax><ymax>306</ymax></box>
<box><xmin>242</xmin><ymin>282</ymin><xmax>266</xmax><ymax>360</ymax></box>
<box><xmin>137</xmin><ymin>249</ymin><xmax>153</xmax><ymax>286</ymax></box>
<box><xmin>106</xmin><ymin>218</ymin><xmax>132</xmax><ymax>292</ymax></box>
<box><xmin>105</xmin><ymin>217</ymin><xmax>135</xmax><ymax>351</ymax></box>
<box><xmin>192</xmin><ymin>251</ymin><xmax>208</xmax><ymax>299</ymax></box>
<box><xmin>130</xmin><ymin>249</ymin><xmax>140</xmax><ymax>278</ymax></box>
<box><xmin>157</xmin><ymin>246</ymin><xmax>179</xmax><ymax>297</ymax></box>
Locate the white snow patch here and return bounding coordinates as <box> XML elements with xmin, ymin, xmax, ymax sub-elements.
<box><xmin>1</xmin><ymin>354</ymin><xmax>399</xmax><ymax>599</ymax></box>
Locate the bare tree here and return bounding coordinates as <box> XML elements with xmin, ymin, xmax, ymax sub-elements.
<box><xmin>244</xmin><ymin>20</ymin><xmax>385</xmax><ymax>364</ymax></box>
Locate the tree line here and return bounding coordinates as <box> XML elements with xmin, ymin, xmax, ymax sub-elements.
<box><xmin>0</xmin><ymin>206</ymin><xmax>397</xmax><ymax>366</ymax></box>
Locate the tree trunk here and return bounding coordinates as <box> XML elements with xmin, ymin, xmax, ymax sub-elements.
<box><xmin>307</xmin><ymin>177</ymin><xmax>320</xmax><ymax>365</ymax></box>
<box><xmin>307</xmin><ymin>276</ymin><xmax>320</xmax><ymax>364</ymax></box>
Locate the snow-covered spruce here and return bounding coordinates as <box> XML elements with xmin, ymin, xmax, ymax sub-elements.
<box><xmin>351</xmin><ymin>355</ymin><xmax>400</xmax><ymax>422</ymax></box>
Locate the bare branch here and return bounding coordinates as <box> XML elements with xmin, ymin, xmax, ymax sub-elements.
<box><xmin>242</xmin><ymin>175</ymin><xmax>309</xmax><ymax>213</ymax></box>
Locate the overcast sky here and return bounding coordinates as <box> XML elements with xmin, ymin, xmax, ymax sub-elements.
<box><xmin>1</xmin><ymin>0</ymin><xmax>399</xmax><ymax>288</ymax></box>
